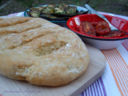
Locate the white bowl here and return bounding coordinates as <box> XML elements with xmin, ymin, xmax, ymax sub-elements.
<box><xmin>82</xmin><ymin>37</ymin><xmax>124</xmax><ymax>49</ymax></box>
<box><xmin>67</xmin><ymin>14</ymin><xmax>128</xmax><ymax>50</ymax></box>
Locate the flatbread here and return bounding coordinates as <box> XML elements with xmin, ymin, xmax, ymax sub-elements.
<box><xmin>0</xmin><ymin>17</ymin><xmax>89</xmax><ymax>86</ymax></box>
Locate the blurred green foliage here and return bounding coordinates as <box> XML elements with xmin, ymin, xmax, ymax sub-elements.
<box><xmin>0</xmin><ymin>0</ymin><xmax>127</xmax><ymax>16</ymax></box>
<box><xmin>0</xmin><ymin>0</ymin><xmax>2</xmax><ymax>4</ymax></box>
<box><xmin>16</xmin><ymin>0</ymin><xmax>35</xmax><ymax>7</ymax></box>
<box><xmin>14</xmin><ymin>0</ymin><xmax>128</xmax><ymax>14</ymax></box>
<box><xmin>15</xmin><ymin>0</ymin><xmax>104</xmax><ymax>8</ymax></box>
<box><xmin>88</xmin><ymin>0</ymin><xmax>104</xmax><ymax>8</ymax></box>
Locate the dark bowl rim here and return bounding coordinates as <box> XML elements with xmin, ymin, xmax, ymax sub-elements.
<box><xmin>67</xmin><ymin>14</ymin><xmax>128</xmax><ymax>41</ymax></box>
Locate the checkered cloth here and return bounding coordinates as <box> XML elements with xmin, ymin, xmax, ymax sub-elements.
<box><xmin>4</xmin><ymin>12</ymin><xmax>128</xmax><ymax>96</ymax></box>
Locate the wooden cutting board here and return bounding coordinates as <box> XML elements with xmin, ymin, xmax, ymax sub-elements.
<box><xmin>0</xmin><ymin>45</ymin><xmax>106</xmax><ymax>96</ymax></box>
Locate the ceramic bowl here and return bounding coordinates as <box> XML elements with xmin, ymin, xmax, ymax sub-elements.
<box><xmin>67</xmin><ymin>14</ymin><xmax>128</xmax><ymax>49</ymax></box>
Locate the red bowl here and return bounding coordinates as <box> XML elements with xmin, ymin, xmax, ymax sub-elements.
<box><xmin>67</xmin><ymin>14</ymin><xmax>128</xmax><ymax>40</ymax></box>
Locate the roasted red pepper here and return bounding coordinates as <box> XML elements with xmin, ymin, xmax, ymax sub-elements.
<box><xmin>95</xmin><ymin>21</ymin><xmax>110</xmax><ymax>35</ymax></box>
<box><xmin>80</xmin><ymin>21</ymin><xmax>96</xmax><ymax>36</ymax></box>
<box><xmin>80</xmin><ymin>21</ymin><xmax>124</xmax><ymax>37</ymax></box>
<box><xmin>103</xmin><ymin>30</ymin><xmax>125</xmax><ymax>37</ymax></box>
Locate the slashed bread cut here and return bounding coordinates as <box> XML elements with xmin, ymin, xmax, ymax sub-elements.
<box><xmin>0</xmin><ymin>17</ymin><xmax>89</xmax><ymax>86</ymax></box>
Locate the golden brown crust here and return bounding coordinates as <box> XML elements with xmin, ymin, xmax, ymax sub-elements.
<box><xmin>0</xmin><ymin>17</ymin><xmax>30</xmax><ymax>27</ymax></box>
<box><xmin>0</xmin><ymin>17</ymin><xmax>89</xmax><ymax>86</ymax></box>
